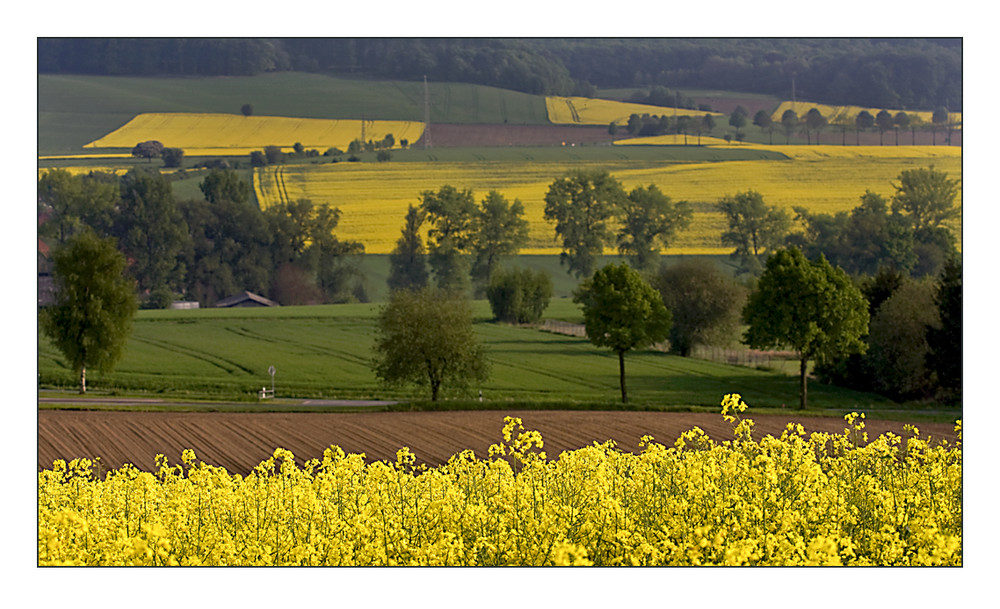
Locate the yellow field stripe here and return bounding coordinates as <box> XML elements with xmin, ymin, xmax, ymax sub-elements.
<box><xmin>84</xmin><ymin>113</ymin><xmax>425</xmax><ymax>154</ymax></box>
<box><xmin>546</xmin><ymin>96</ymin><xmax>722</xmax><ymax>126</ymax></box>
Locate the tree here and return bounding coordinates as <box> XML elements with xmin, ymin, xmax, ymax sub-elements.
<box><xmin>387</xmin><ymin>204</ymin><xmax>430</xmax><ymax>291</ymax></box>
<box><xmin>372</xmin><ymin>287</ymin><xmax>490</xmax><ymax>401</ymax></box>
<box><xmin>131</xmin><ymin>140</ymin><xmax>164</xmax><ymax>163</ymax></box>
<box><xmin>780</xmin><ymin>109</ymin><xmax>798</xmax><ymax>144</ymax></box>
<box><xmin>931</xmin><ymin>106</ymin><xmax>949</xmax><ymax>145</ymax></box>
<box><xmin>573</xmin><ymin>263</ymin><xmax>672</xmax><ymax>404</ymax></box>
<box><xmin>180</xmin><ymin>170</ymin><xmax>273</xmax><ymax>305</ymax></box>
<box><xmin>716</xmin><ymin>190</ymin><xmax>791</xmax><ymax>275</ymax></box>
<box><xmin>615</xmin><ymin>184</ymin><xmax>691</xmax><ymax>272</ymax></box>
<box><xmin>37</xmin><ymin>169</ymin><xmax>118</xmax><ymax>245</ymax></box>
<box><xmin>890</xmin><ymin>165</ymin><xmax>960</xmax><ymax>234</ymax></box>
<box><xmin>805</xmin><ymin>108</ymin><xmax>827</xmax><ymax>144</ymax></box>
<box><xmin>160</xmin><ymin>147</ymin><xmax>184</xmax><ymax>168</ymax></box>
<box><xmin>486</xmin><ymin>267</ymin><xmax>553</xmax><ymax>324</ymax></box>
<box><xmin>866</xmin><ymin>279</ymin><xmax>939</xmax><ymax>400</ymax></box>
<box><xmin>855</xmin><ymin>110</ymin><xmax>874</xmax><ymax>145</ymax></box>
<box><xmin>728</xmin><ymin>106</ymin><xmax>748</xmax><ymax>141</ymax></box>
<box><xmin>893</xmin><ymin>111</ymin><xmax>910</xmax><ymax>146</ymax></box>
<box><xmin>470</xmin><ymin>190</ymin><xmax>529</xmax><ymax>295</ymax></box>
<box><xmin>875</xmin><ymin>110</ymin><xmax>894</xmax><ymax>146</ymax></box>
<box><xmin>742</xmin><ymin>248</ymin><xmax>869</xmax><ymax>410</ymax></box>
<box><xmin>652</xmin><ymin>258</ymin><xmax>747</xmax><ymax>357</ymax></box>
<box><xmin>421</xmin><ymin>185</ymin><xmax>477</xmax><ymax>292</ymax></box>
<box><xmin>926</xmin><ymin>255</ymin><xmax>961</xmax><ymax>403</ymax></box>
<box><xmin>241</xmin><ymin>103</ymin><xmax>254</xmax><ymax>117</ymax></box>
<box><xmin>113</xmin><ymin>168</ymin><xmax>189</xmax><ymax>304</ymax></box>
<box><xmin>753</xmin><ymin>110</ymin><xmax>774</xmax><ymax>144</ymax></box>
<box><xmin>40</xmin><ymin>231</ymin><xmax>138</xmax><ymax>393</ymax></box>
<box><xmin>544</xmin><ymin>170</ymin><xmax>625</xmax><ymax>278</ymax></box>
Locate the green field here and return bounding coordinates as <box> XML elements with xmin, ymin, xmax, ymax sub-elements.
<box><xmin>38</xmin><ymin>72</ymin><xmax>550</xmax><ymax>155</ymax></box>
<box><xmin>38</xmin><ymin>299</ymin><xmax>901</xmax><ymax>413</ymax></box>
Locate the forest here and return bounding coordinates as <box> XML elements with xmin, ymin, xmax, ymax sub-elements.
<box><xmin>37</xmin><ymin>38</ymin><xmax>961</xmax><ymax>111</ymax></box>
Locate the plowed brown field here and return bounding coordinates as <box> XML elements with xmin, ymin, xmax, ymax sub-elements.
<box><xmin>38</xmin><ymin>410</ymin><xmax>958</xmax><ymax>476</ymax></box>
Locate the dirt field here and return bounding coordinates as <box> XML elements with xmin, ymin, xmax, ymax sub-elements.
<box><xmin>37</xmin><ymin>409</ymin><xmax>958</xmax><ymax>476</ymax></box>
<box><xmin>418</xmin><ymin>123</ymin><xmax>628</xmax><ymax>147</ymax></box>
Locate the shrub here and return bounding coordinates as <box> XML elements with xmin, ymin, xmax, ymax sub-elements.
<box><xmin>487</xmin><ymin>267</ymin><xmax>553</xmax><ymax>324</ymax></box>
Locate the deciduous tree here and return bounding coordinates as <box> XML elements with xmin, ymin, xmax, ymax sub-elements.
<box><xmin>615</xmin><ymin>184</ymin><xmax>691</xmax><ymax>272</ymax></box>
<box><xmin>372</xmin><ymin>287</ymin><xmax>490</xmax><ymax>401</ymax></box>
<box><xmin>574</xmin><ymin>263</ymin><xmax>672</xmax><ymax>404</ymax></box>
<box><xmin>41</xmin><ymin>231</ymin><xmax>138</xmax><ymax>393</ymax></box>
<box><xmin>387</xmin><ymin>204</ymin><xmax>429</xmax><ymax>291</ymax></box>
<box><xmin>652</xmin><ymin>259</ymin><xmax>746</xmax><ymax>357</ymax></box>
<box><xmin>544</xmin><ymin>170</ymin><xmax>625</xmax><ymax>278</ymax></box>
<box><xmin>742</xmin><ymin>248</ymin><xmax>869</xmax><ymax>410</ymax></box>
<box><xmin>470</xmin><ymin>190</ymin><xmax>529</xmax><ymax>295</ymax></box>
<box><xmin>717</xmin><ymin>190</ymin><xmax>791</xmax><ymax>275</ymax></box>
<box><xmin>421</xmin><ymin>185</ymin><xmax>477</xmax><ymax>292</ymax></box>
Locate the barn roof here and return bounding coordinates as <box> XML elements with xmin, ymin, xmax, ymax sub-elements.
<box><xmin>214</xmin><ymin>291</ymin><xmax>280</xmax><ymax>308</ymax></box>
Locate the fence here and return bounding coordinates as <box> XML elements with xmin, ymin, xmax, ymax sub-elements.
<box><xmin>540</xmin><ymin>320</ymin><xmax>793</xmax><ymax>370</ymax></box>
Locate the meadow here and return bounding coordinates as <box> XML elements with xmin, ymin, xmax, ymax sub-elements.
<box><xmin>38</xmin><ymin>300</ymin><xmax>900</xmax><ymax>412</ymax></box>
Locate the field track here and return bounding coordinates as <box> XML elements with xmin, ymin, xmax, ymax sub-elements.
<box><xmin>38</xmin><ymin>409</ymin><xmax>958</xmax><ymax>476</ymax></box>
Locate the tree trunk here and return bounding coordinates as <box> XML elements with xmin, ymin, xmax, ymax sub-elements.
<box><xmin>799</xmin><ymin>356</ymin><xmax>808</xmax><ymax>410</ymax></box>
<box><xmin>619</xmin><ymin>351</ymin><xmax>628</xmax><ymax>404</ymax></box>
<box><xmin>79</xmin><ymin>365</ymin><xmax>87</xmax><ymax>394</ymax></box>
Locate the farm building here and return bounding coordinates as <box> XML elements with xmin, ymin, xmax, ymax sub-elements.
<box><xmin>214</xmin><ymin>291</ymin><xmax>280</xmax><ymax>308</ymax></box>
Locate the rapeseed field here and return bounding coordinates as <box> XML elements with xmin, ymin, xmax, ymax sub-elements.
<box><xmin>38</xmin><ymin>396</ymin><xmax>961</xmax><ymax>566</ymax></box>
<box><xmin>84</xmin><ymin>113</ymin><xmax>425</xmax><ymax>155</ymax></box>
<box><xmin>255</xmin><ymin>146</ymin><xmax>961</xmax><ymax>254</ymax></box>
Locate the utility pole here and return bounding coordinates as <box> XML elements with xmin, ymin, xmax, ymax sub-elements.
<box><xmin>423</xmin><ymin>75</ymin><xmax>432</xmax><ymax>149</ymax></box>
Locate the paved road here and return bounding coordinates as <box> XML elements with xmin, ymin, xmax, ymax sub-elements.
<box><xmin>38</xmin><ymin>396</ymin><xmax>399</xmax><ymax>408</ymax></box>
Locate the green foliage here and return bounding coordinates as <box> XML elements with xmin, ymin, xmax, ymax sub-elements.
<box><xmin>717</xmin><ymin>190</ymin><xmax>791</xmax><ymax>275</ymax></box>
<box><xmin>544</xmin><ymin>170</ymin><xmax>625</xmax><ymax>279</ymax></box>
<box><xmin>131</xmin><ymin>140</ymin><xmax>163</xmax><ymax>163</ymax></box>
<box><xmin>652</xmin><ymin>258</ymin><xmax>747</xmax><ymax>357</ymax></box>
<box><xmin>926</xmin><ymin>256</ymin><xmax>962</xmax><ymax>403</ymax></box>
<box><xmin>866</xmin><ymin>280</ymin><xmax>939</xmax><ymax>400</ymax></box>
<box><xmin>615</xmin><ymin>184</ymin><xmax>692</xmax><ymax>272</ymax></box>
<box><xmin>113</xmin><ymin>168</ymin><xmax>188</xmax><ymax>301</ymax></box>
<box><xmin>573</xmin><ymin>262</ymin><xmax>672</xmax><ymax>403</ymax></box>
<box><xmin>470</xmin><ymin>190</ymin><xmax>530</xmax><ymax>295</ymax></box>
<box><xmin>743</xmin><ymin>248</ymin><xmax>869</xmax><ymax>409</ymax></box>
<box><xmin>40</xmin><ymin>231</ymin><xmax>138</xmax><ymax>393</ymax></box>
<box><xmin>891</xmin><ymin>165</ymin><xmax>960</xmax><ymax>234</ymax></box>
<box><xmin>789</xmin><ymin>190</ymin><xmax>916</xmax><ymax>276</ymax></box>
<box><xmin>372</xmin><ymin>288</ymin><xmax>490</xmax><ymax>401</ymax></box>
<box><xmin>486</xmin><ymin>267</ymin><xmax>553</xmax><ymax>324</ymax></box>
<box><xmin>264</xmin><ymin>198</ymin><xmax>365</xmax><ymax>304</ymax></box>
<box><xmin>421</xmin><ymin>185</ymin><xmax>477</xmax><ymax>292</ymax></box>
<box><xmin>37</xmin><ymin>169</ymin><xmax>119</xmax><ymax>244</ymax></box>
<box><xmin>387</xmin><ymin>205</ymin><xmax>429</xmax><ymax>292</ymax></box>
<box><xmin>160</xmin><ymin>147</ymin><xmax>184</xmax><ymax>168</ymax></box>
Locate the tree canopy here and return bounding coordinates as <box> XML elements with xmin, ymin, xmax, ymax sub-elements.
<box><xmin>544</xmin><ymin>170</ymin><xmax>625</xmax><ymax>278</ymax></box>
<box><xmin>742</xmin><ymin>248</ymin><xmax>869</xmax><ymax>410</ymax></box>
<box><xmin>371</xmin><ymin>287</ymin><xmax>490</xmax><ymax>401</ymax></box>
<box><xmin>41</xmin><ymin>231</ymin><xmax>138</xmax><ymax>393</ymax></box>
<box><xmin>573</xmin><ymin>263</ymin><xmax>672</xmax><ymax>404</ymax></box>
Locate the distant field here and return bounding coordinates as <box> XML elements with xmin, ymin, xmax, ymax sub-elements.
<box><xmin>37</xmin><ymin>72</ymin><xmax>549</xmax><ymax>155</ymax></box>
<box><xmin>37</xmin><ymin>302</ymin><xmax>895</xmax><ymax>411</ymax></box>
<box><xmin>545</xmin><ymin>96</ymin><xmax>723</xmax><ymax>126</ymax></box>
<box><xmin>771</xmin><ymin>101</ymin><xmax>962</xmax><ymax>128</ymax></box>
<box><xmin>254</xmin><ymin>146</ymin><xmax>962</xmax><ymax>255</ymax></box>
<box><xmin>84</xmin><ymin>113</ymin><xmax>425</xmax><ymax>155</ymax></box>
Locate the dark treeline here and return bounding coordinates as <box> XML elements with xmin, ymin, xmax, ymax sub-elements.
<box><xmin>37</xmin><ymin>38</ymin><xmax>961</xmax><ymax>111</ymax></box>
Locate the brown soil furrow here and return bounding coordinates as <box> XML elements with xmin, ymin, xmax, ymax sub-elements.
<box><xmin>38</xmin><ymin>410</ymin><xmax>958</xmax><ymax>477</ymax></box>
